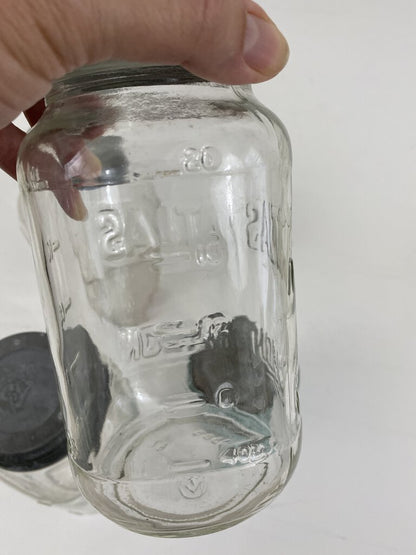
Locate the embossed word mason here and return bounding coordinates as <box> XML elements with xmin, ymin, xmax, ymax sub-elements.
<box><xmin>119</xmin><ymin>314</ymin><xmax>284</xmax><ymax>385</ymax></box>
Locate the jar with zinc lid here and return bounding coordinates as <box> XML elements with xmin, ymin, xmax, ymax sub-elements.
<box><xmin>0</xmin><ymin>331</ymin><xmax>92</xmax><ymax>514</ymax></box>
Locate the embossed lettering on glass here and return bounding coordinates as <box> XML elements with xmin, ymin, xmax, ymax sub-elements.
<box><xmin>17</xmin><ymin>63</ymin><xmax>301</xmax><ymax>537</ymax></box>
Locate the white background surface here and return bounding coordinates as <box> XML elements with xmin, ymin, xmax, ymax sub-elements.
<box><xmin>1</xmin><ymin>0</ymin><xmax>416</xmax><ymax>553</ymax></box>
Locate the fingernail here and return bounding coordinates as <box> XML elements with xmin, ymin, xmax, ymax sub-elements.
<box><xmin>244</xmin><ymin>13</ymin><xmax>286</xmax><ymax>75</ymax></box>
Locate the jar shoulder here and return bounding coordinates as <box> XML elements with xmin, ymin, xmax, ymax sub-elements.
<box><xmin>18</xmin><ymin>90</ymin><xmax>291</xmax><ymax>188</ymax></box>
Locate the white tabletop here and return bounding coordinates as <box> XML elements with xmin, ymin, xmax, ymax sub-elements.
<box><xmin>1</xmin><ymin>1</ymin><xmax>416</xmax><ymax>553</ymax></box>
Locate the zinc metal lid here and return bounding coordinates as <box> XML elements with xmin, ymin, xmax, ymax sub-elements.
<box><xmin>0</xmin><ymin>332</ymin><xmax>67</xmax><ymax>472</ymax></box>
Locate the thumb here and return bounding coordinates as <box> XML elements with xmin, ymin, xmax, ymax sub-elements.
<box><xmin>98</xmin><ymin>0</ymin><xmax>289</xmax><ymax>84</ymax></box>
<box><xmin>0</xmin><ymin>0</ymin><xmax>288</xmax><ymax>128</ymax></box>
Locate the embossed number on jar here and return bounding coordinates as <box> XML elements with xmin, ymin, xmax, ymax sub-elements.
<box><xmin>182</xmin><ymin>147</ymin><xmax>221</xmax><ymax>172</ymax></box>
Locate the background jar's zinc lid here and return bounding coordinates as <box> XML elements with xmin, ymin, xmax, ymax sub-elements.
<box><xmin>0</xmin><ymin>332</ymin><xmax>67</xmax><ymax>472</ymax></box>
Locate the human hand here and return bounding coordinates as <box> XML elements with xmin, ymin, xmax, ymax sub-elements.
<box><xmin>0</xmin><ymin>0</ymin><xmax>289</xmax><ymax>179</ymax></box>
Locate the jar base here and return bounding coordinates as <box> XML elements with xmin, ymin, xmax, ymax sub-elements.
<box><xmin>71</xmin><ymin>409</ymin><xmax>301</xmax><ymax>536</ymax></box>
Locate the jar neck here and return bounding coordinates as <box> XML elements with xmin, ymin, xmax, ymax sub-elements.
<box><xmin>47</xmin><ymin>62</ymin><xmax>218</xmax><ymax>105</ymax></box>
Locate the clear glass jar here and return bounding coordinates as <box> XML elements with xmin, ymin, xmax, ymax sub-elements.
<box><xmin>17</xmin><ymin>63</ymin><xmax>301</xmax><ymax>536</ymax></box>
<box><xmin>0</xmin><ymin>458</ymin><xmax>93</xmax><ymax>514</ymax></box>
<box><xmin>0</xmin><ymin>332</ymin><xmax>92</xmax><ymax>514</ymax></box>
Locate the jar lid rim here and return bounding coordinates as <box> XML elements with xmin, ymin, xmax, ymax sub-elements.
<box><xmin>48</xmin><ymin>62</ymin><xmax>207</xmax><ymax>103</ymax></box>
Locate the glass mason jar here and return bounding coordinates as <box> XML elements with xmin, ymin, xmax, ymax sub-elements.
<box><xmin>0</xmin><ymin>332</ymin><xmax>92</xmax><ymax>514</ymax></box>
<box><xmin>17</xmin><ymin>63</ymin><xmax>301</xmax><ymax>536</ymax></box>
